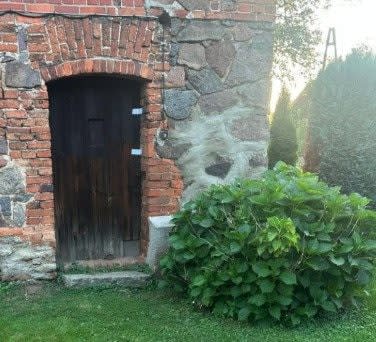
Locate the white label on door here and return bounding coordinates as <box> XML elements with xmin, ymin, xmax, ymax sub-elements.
<box><xmin>132</xmin><ymin>108</ymin><xmax>143</xmax><ymax>116</ymax></box>
<box><xmin>131</xmin><ymin>148</ymin><xmax>142</xmax><ymax>156</ymax></box>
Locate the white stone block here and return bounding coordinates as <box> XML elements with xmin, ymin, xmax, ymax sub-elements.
<box><xmin>146</xmin><ymin>215</ymin><xmax>174</xmax><ymax>270</ymax></box>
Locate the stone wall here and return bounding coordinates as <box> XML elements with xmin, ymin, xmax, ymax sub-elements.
<box><xmin>0</xmin><ymin>1</ymin><xmax>275</xmax><ymax>280</ymax></box>
<box><xmin>0</xmin><ymin>236</ymin><xmax>55</xmax><ymax>280</ymax></box>
<box><xmin>158</xmin><ymin>19</ymin><xmax>273</xmax><ymax>200</ymax></box>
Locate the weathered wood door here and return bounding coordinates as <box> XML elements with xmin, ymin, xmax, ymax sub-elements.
<box><xmin>48</xmin><ymin>76</ymin><xmax>141</xmax><ymax>263</ymax></box>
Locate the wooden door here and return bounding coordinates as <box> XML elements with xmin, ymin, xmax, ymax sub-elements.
<box><xmin>48</xmin><ymin>76</ymin><xmax>141</xmax><ymax>263</ymax></box>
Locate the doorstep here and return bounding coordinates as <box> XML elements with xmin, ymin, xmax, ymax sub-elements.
<box><xmin>62</xmin><ymin>271</ymin><xmax>151</xmax><ymax>288</ymax></box>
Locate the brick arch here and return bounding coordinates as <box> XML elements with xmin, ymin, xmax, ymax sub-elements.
<box><xmin>27</xmin><ymin>16</ymin><xmax>159</xmax><ymax>83</ymax></box>
<box><xmin>40</xmin><ymin>59</ymin><xmax>155</xmax><ymax>83</ymax></box>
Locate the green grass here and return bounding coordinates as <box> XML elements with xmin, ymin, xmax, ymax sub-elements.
<box><xmin>0</xmin><ymin>282</ymin><xmax>375</xmax><ymax>342</ymax></box>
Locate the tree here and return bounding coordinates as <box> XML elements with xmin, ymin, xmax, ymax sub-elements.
<box><xmin>268</xmin><ymin>88</ymin><xmax>298</xmax><ymax>168</ymax></box>
<box><xmin>304</xmin><ymin>49</ymin><xmax>376</xmax><ymax>205</ymax></box>
<box><xmin>274</xmin><ymin>0</ymin><xmax>353</xmax><ymax>80</ymax></box>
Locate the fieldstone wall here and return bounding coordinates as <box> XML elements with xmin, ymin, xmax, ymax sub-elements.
<box><xmin>157</xmin><ymin>19</ymin><xmax>273</xmax><ymax>200</ymax></box>
<box><xmin>0</xmin><ymin>236</ymin><xmax>55</xmax><ymax>280</ymax></box>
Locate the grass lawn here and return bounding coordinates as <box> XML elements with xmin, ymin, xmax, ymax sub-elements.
<box><xmin>0</xmin><ymin>281</ymin><xmax>375</xmax><ymax>342</ymax></box>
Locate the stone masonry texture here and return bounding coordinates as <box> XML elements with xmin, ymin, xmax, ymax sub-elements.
<box><xmin>0</xmin><ymin>1</ymin><xmax>275</xmax><ymax>280</ymax></box>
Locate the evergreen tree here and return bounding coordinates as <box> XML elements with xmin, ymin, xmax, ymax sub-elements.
<box><xmin>268</xmin><ymin>88</ymin><xmax>298</xmax><ymax>169</ymax></box>
<box><xmin>305</xmin><ymin>49</ymin><xmax>376</xmax><ymax>205</ymax></box>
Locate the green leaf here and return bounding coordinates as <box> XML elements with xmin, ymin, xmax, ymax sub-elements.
<box><xmin>169</xmin><ymin>235</ymin><xmax>185</xmax><ymax>250</ymax></box>
<box><xmin>278</xmin><ymin>296</ymin><xmax>293</xmax><ymax>306</ymax></box>
<box><xmin>252</xmin><ymin>262</ymin><xmax>272</xmax><ymax>277</ymax></box>
<box><xmin>249</xmin><ymin>294</ymin><xmax>266</xmax><ymax>307</ymax></box>
<box><xmin>267</xmin><ymin>230</ymin><xmax>278</xmax><ymax>241</ymax></box>
<box><xmin>309</xmin><ymin>286</ymin><xmax>327</xmax><ymax>303</ymax></box>
<box><xmin>258</xmin><ymin>279</ymin><xmax>275</xmax><ymax>294</ymax></box>
<box><xmin>230</xmin><ymin>242</ymin><xmax>241</xmax><ymax>254</ymax></box>
<box><xmin>190</xmin><ymin>287</ymin><xmax>201</xmax><ymax>297</ymax></box>
<box><xmin>362</xmin><ymin>240</ymin><xmax>376</xmax><ymax>251</ymax></box>
<box><xmin>329</xmin><ymin>255</ymin><xmax>345</xmax><ymax>266</ymax></box>
<box><xmin>317</xmin><ymin>243</ymin><xmax>334</xmax><ymax>254</ymax></box>
<box><xmin>238</xmin><ymin>307</ymin><xmax>251</xmax><ymax>321</ymax></box>
<box><xmin>291</xmin><ymin>314</ymin><xmax>301</xmax><ymax>326</ymax></box>
<box><xmin>280</xmin><ymin>270</ymin><xmax>297</xmax><ymax>285</ymax></box>
<box><xmin>232</xmin><ymin>276</ymin><xmax>243</xmax><ymax>285</ymax></box>
<box><xmin>303</xmin><ymin>304</ymin><xmax>318</xmax><ymax>317</ymax></box>
<box><xmin>306</xmin><ymin>257</ymin><xmax>330</xmax><ymax>271</ymax></box>
<box><xmin>200</xmin><ymin>218</ymin><xmax>214</xmax><ymax>228</ymax></box>
<box><xmin>192</xmin><ymin>275</ymin><xmax>206</xmax><ymax>287</ymax></box>
<box><xmin>208</xmin><ymin>206</ymin><xmax>218</xmax><ymax>218</ymax></box>
<box><xmin>236</xmin><ymin>263</ymin><xmax>249</xmax><ymax>273</ymax></box>
<box><xmin>321</xmin><ymin>300</ymin><xmax>337</xmax><ymax>313</ymax></box>
<box><xmin>268</xmin><ymin>305</ymin><xmax>281</xmax><ymax>320</ymax></box>
<box><xmin>298</xmin><ymin>273</ymin><xmax>310</xmax><ymax>288</ymax></box>
<box><xmin>238</xmin><ymin>224</ymin><xmax>251</xmax><ymax>235</ymax></box>
<box><xmin>356</xmin><ymin>270</ymin><xmax>371</xmax><ymax>285</ymax></box>
<box><xmin>182</xmin><ymin>252</ymin><xmax>195</xmax><ymax>261</ymax></box>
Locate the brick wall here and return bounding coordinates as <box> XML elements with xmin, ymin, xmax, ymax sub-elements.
<box><xmin>0</xmin><ymin>0</ymin><xmax>275</xmax><ymax>279</ymax></box>
<box><xmin>0</xmin><ymin>1</ymin><xmax>275</xmax><ymax>21</ymax></box>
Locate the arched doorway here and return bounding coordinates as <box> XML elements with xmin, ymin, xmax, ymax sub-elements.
<box><xmin>48</xmin><ymin>75</ymin><xmax>142</xmax><ymax>263</ymax></box>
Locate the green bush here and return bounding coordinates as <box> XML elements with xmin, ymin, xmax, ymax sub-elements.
<box><xmin>160</xmin><ymin>163</ymin><xmax>376</xmax><ymax>325</ymax></box>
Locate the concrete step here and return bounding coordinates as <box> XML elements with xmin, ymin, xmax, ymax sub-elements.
<box><xmin>62</xmin><ymin>271</ymin><xmax>151</xmax><ymax>288</ymax></box>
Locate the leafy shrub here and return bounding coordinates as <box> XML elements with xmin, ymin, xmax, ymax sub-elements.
<box><xmin>268</xmin><ymin>87</ymin><xmax>298</xmax><ymax>169</ymax></box>
<box><xmin>160</xmin><ymin>163</ymin><xmax>376</xmax><ymax>325</ymax></box>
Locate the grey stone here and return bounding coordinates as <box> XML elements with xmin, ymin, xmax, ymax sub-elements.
<box><xmin>0</xmin><ymin>165</ymin><xmax>25</xmax><ymax>195</ymax></box>
<box><xmin>221</xmin><ymin>0</ymin><xmax>236</xmax><ymax>11</ymax></box>
<box><xmin>170</xmin><ymin>18</ymin><xmax>184</xmax><ymax>37</ymax></box>
<box><xmin>229</xmin><ymin>113</ymin><xmax>269</xmax><ymax>142</ymax></box>
<box><xmin>146</xmin><ymin>215</ymin><xmax>174</xmax><ymax>270</ymax></box>
<box><xmin>166</xmin><ymin>66</ymin><xmax>186</xmax><ymax>88</ymax></box>
<box><xmin>187</xmin><ymin>68</ymin><xmax>223</xmax><ymax>95</ymax></box>
<box><xmin>236</xmin><ymin>79</ymin><xmax>271</xmax><ymax>110</ymax></box>
<box><xmin>205</xmin><ymin>155</ymin><xmax>234</xmax><ymax>179</ymax></box>
<box><xmin>249</xmin><ymin>152</ymin><xmax>267</xmax><ymax>168</ymax></box>
<box><xmin>177</xmin><ymin>43</ymin><xmax>207</xmax><ymax>70</ymax></box>
<box><xmin>13</xmin><ymin>203</ymin><xmax>25</xmax><ymax>227</ymax></box>
<box><xmin>198</xmin><ymin>89</ymin><xmax>238</xmax><ymax>114</ymax></box>
<box><xmin>17</xmin><ymin>26</ymin><xmax>28</xmax><ymax>52</ymax></box>
<box><xmin>176</xmin><ymin>21</ymin><xmax>226</xmax><ymax>42</ymax></box>
<box><xmin>178</xmin><ymin>0</ymin><xmax>209</xmax><ymax>11</ymax></box>
<box><xmin>232</xmin><ymin>23</ymin><xmax>255</xmax><ymax>42</ymax></box>
<box><xmin>0</xmin><ymin>52</ymin><xmax>16</xmax><ymax>63</ymax></box>
<box><xmin>156</xmin><ymin>138</ymin><xmax>192</xmax><ymax>160</ymax></box>
<box><xmin>0</xmin><ymin>196</ymin><xmax>11</xmax><ymax>217</ymax></box>
<box><xmin>0</xmin><ymin>140</ymin><xmax>8</xmax><ymax>155</ymax></box>
<box><xmin>0</xmin><ymin>237</ymin><xmax>56</xmax><ymax>280</ymax></box>
<box><xmin>5</xmin><ymin>61</ymin><xmax>41</xmax><ymax>89</ymax></box>
<box><xmin>62</xmin><ymin>271</ymin><xmax>150</xmax><ymax>288</ymax></box>
<box><xmin>205</xmin><ymin>40</ymin><xmax>236</xmax><ymax>77</ymax></box>
<box><xmin>40</xmin><ymin>183</ymin><xmax>53</xmax><ymax>193</ymax></box>
<box><xmin>169</xmin><ymin>43</ymin><xmax>180</xmax><ymax>65</ymax></box>
<box><xmin>164</xmin><ymin>89</ymin><xmax>198</xmax><ymax>120</ymax></box>
<box><xmin>14</xmin><ymin>193</ymin><xmax>32</xmax><ymax>202</ymax></box>
<box><xmin>225</xmin><ymin>32</ymin><xmax>274</xmax><ymax>87</ymax></box>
